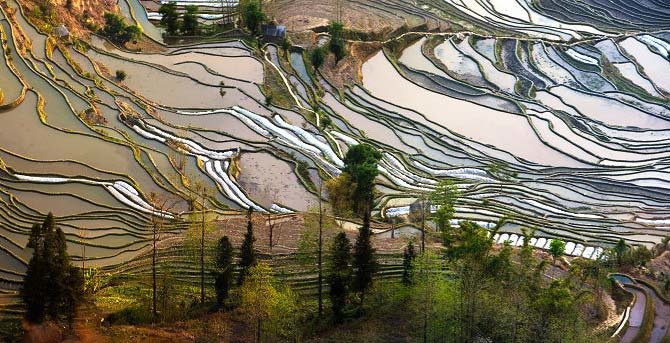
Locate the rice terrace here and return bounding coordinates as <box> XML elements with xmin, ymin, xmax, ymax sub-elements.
<box><xmin>1</xmin><ymin>0</ymin><xmax>670</xmax><ymax>342</ymax></box>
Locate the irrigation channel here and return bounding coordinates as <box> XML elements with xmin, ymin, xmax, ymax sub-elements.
<box><xmin>611</xmin><ymin>274</ymin><xmax>670</xmax><ymax>343</ymax></box>
<box><xmin>1</xmin><ymin>0</ymin><xmax>670</xmax><ymax>324</ymax></box>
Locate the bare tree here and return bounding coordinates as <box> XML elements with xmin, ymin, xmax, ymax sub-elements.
<box><xmin>148</xmin><ymin>192</ymin><xmax>180</xmax><ymax>319</ymax></box>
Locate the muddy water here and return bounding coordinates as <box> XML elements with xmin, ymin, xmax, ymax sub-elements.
<box><xmin>362</xmin><ymin>51</ymin><xmax>583</xmax><ymax>167</ymax></box>
<box><xmin>237</xmin><ymin>151</ymin><xmax>317</xmax><ymax>211</ymax></box>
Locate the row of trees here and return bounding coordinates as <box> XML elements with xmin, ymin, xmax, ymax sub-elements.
<box><xmin>158</xmin><ymin>3</ymin><xmax>200</xmax><ymax>36</ymax></box>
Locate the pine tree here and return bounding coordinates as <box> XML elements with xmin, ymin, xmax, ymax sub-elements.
<box><xmin>352</xmin><ymin>213</ymin><xmax>377</xmax><ymax>306</ymax></box>
<box><xmin>402</xmin><ymin>241</ymin><xmax>416</xmax><ymax>285</ymax></box>
<box><xmin>214</xmin><ymin>235</ymin><xmax>234</xmax><ymax>307</ymax></box>
<box><xmin>328</xmin><ymin>232</ymin><xmax>352</xmax><ymax>323</ymax></box>
<box><xmin>238</xmin><ymin>208</ymin><xmax>257</xmax><ymax>285</ymax></box>
<box><xmin>21</xmin><ymin>213</ymin><xmax>83</xmax><ymax>325</ymax></box>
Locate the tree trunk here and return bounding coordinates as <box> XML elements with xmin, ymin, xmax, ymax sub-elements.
<box><xmin>152</xmin><ymin>225</ymin><xmax>157</xmax><ymax>319</ymax></box>
<box><xmin>256</xmin><ymin>318</ymin><xmax>262</xmax><ymax>343</ymax></box>
<box><xmin>317</xmin><ymin>182</ymin><xmax>323</xmax><ymax>318</ymax></box>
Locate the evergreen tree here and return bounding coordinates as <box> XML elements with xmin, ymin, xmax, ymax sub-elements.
<box><xmin>238</xmin><ymin>208</ymin><xmax>257</xmax><ymax>285</ymax></box>
<box><xmin>328</xmin><ymin>232</ymin><xmax>352</xmax><ymax>323</ymax></box>
<box><xmin>21</xmin><ymin>213</ymin><xmax>83</xmax><ymax>325</ymax></box>
<box><xmin>159</xmin><ymin>2</ymin><xmax>180</xmax><ymax>35</ymax></box>
<box><xmin>342</xmin><ymin>144</ymin><xmax>381</xmax><ymax>217</ymax></box>
<box><xmin>352</xmin><ymin>213</ymin><xmax>377</xmax><ymax>306</ymax></box>
<box><xmin>181</xmin><ymin>5</ymin><xmax>199</xmax><ymax>35</ymax></box>
<box><xmin>214</xmin><ymin>235</ymin><xmax>234</xmax><ymax>307</ymax></box>
<box><xmin>402</xmin><ymin>241</ymin><xmax>416</xmax><ymax>286</ymax></box>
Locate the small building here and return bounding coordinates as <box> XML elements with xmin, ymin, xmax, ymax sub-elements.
<box><xmin>53</xmin><ymin>24</ymin><xmax>69</xmax><ymax>39</ymax></box>
<box><xmin>261</xmin><ymin>24</ymin><xmax>286</xmax><ymax>42</ymax></box>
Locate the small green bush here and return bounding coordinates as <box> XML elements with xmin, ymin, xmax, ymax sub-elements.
<box><xmin>115</xmin><ymin>70</ymin><xmax>127</xmax><ymax>81</ymax></box>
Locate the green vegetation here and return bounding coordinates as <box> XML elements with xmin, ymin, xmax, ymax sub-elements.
<box><xmin>549</xmin><ymin>239</ymin><xmax>566</xmax><ymax>264</ymax></box>
<box><xmin>214</xmin><ymin>236</ymin><xmax>234</xmax><ymax>307</ymax></box>
<box><xmin>241</xmin><ymin>0</ymin><xmax>266</xmax><ymax>35</ymax></box>
<box><xmin>21</xmin><ymin>214</ymin><xmax>83</xmax><ymax>325</ymax></box>
<box><xmin>181</xmin><ymin>5</ymin><xmax>199</xmax><ymax>36</ymax></box>
<box><xmin>310</xmin><ymin>47</ymin><xmax>325</xmax><ymax>70</ymax></box>
<box><xmin>238</xmin><ymin>209</ymin><xmax>257</xmax><ymax>285</ymax></box>
<box><xmin>430</xmin><ymin>179</ymin><xmax>459</xmax><ymax>232</ymax></box>
<box><xmin>102</xmin><ymin>13</ymin><xmax>141</xmax><ymax>44</ymax></box>
<box><xmin>352</xmin><ymin>213</ymin><xmax>378</xmax><ymax>306</ymax></box>
<box><xmin>329</xmin><ymin>22</ymin><xmax>347</xmax><ymax>61</ymax></box>
<box><xmin>115</xmin><ymin>70</ymin><xmax>127</xmax><ymax>81</ymax></box>
<box><xmin>158</xmin><ymin>2</ymin><xmax>180</xmax><ymax>36</ymax></box>
<box><xmin>328</xmin><ymin>232</ymin><xmax>353</xmax><ymax>323</ymax></box>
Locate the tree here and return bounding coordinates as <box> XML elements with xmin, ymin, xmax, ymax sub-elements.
<box><xmin>241</xmin><ymin>0</ymin><xmax>265</xmax><ymax>35</ymax></box>
<box><xmin>430</xmin><ymin>179</ymin><xmax>459</xmax><ymax>232</ymax></box>
<box><xmin>147</xmin><ymin>193</ymin><xmax>179</xmax><ymax>319</ymax></box>
<box><xmin>102</xmin><ymin>13</ymin><xmax>141</xmax><ymax>44</ymax></box>
<box><xmin>328</xmin><ymin>232</ymin><xmax>352</xmax><ymax>323</ymax></box>
<box><xmin>614</xmin><ymin>238</ymin><xmax>627</xmax><ymax>266</ymax></box>
<box><xmin>238</xmin><ymin>208</ymin><xmax>257</xmax><ymax>285</ymax></box>
<box><xmin>352</xmin><ymin>213</ymin><xmax>377</xmax><ymax>306</ymax></box>
<box><xmin>159</xmin><ymin>2</ymin><xmax>180</xmax><ymax>36</ymax></box>
<box><xmin>310</xmin><ymin>47</ymin><xmax>325</xmax><ymax>69</ymax></box>
<box><xmin>328</xmin><ymin>21</ymin><xmax>346</xmax><ymax>61</ymax></box>
<box><xmin>548</xmin><ymin>239</ymin><xmax>566</xmax><ymax>265</ymax></box>
<box><xmin>214</xmin><ymin>236</ymin><xmax>234</xmax><ymax>307</ymax></box>
<box><xmin>402</xmin><ymin>241</ymin><xmax>416</xmax><ymax>286</ymax></box>
<box><xmin>115</xmin><ymin>70</ymin><xmax>127</xmax><ymax>81</ymax></box>
<box><xmin>182</xmin><ymin>5</ymin><xmax>199</xmax><ymax>36</ymax></box>
<box><xmin>325</xmin><ymin>172</ymin><xmax>355</xmax><ymax>217</ymax></box>
<box><xmin>342</xmin><ymin>144</ymin><xmax>382</xmax><ymax>217</ymax></box>
<box><xmin>21</xmin><ymin>214</ymin><xmax>84</xmax><ymax>326</ymax></box>
<box><xmin>239</xmin><ymin>263</ymin><xmax>299</xmax><ymax>342</ymax></box>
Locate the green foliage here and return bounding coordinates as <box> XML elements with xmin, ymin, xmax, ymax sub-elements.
<box><xmin>402</xmin><ymin>241</ymin><xmax>416</xmax><ymax>286</ymax></box>
<box><xmin>181</xmin><ymin>5</ymin><xmax>199</xmax><ymax>36</ymax></box>
<box><xmin>158</xmin><ymin>2</ymin><xmax>180</xmax><ymax>36</ymax></box>
<box><xmin>328</xmin><ymin>232</ymin><xmax>352</xmax><ymax>323</ymax></box>
<box><xmin>214</xmin><ymin>236</ymin><xmax>234</xmax><ymax>307</ymax></box>
<box><xmin>430</xmin><ymin>179</ymin><xmax>460</xmax><ymax>232</ymax></box>
<box><xmin>102</xmin><ymin>13</ymin><xmax>141</xmax><ymax>44</ymax></box>
<box><xmin>487</xmin><ymin>161</ymin><xmax>517</xmax><ymax>181</ymax></box>
<box><xmin>352</xmin><ymin>214</ymin><xmax>378</xmax><ymax>305</ymax></box>
<box><xmin>241</xmin><ymin>0</ymin><xmax>265</xmax><ymax>35</ymax></box>
<box><xmin>21</xmin><ymin>213</ymin><xmax>84</xmax><ymax>325</ymax></box>
<box><xmin>325</xmin><ymin>172</ymin><xmax>355</xmax><ymax>217</ymax></box>
<box><xmin>548</xmin><ymin>239</ymin><xmax>566</xmax><ymax>263</ymax></box>
<box><xmin>115</xmin><ymin>70</ymin><xmax>127</xmax><ymax>81</ymax></box>
<box><xmin>238</xmin><ymin>209</ymin><xmax>257</xmax><ymax>285</ymax></box>
<box><xmin>328</xmin><ymin>22</ymin><xmax>346</xmax><ymax>61</ymax></box>
<box><xmin>239</xmin><ymin>263</ymin><xmax>300</xmax><ymax>341</ymax></box>
<box><xmin>310</xmin><ymin>47</ymin><xmax>325</xmax><ymax>69</ymax></box>
<box><xmin>342</xmin><ymin>144</ymin><xmax>382</xmax><ymax>217</ymax></box>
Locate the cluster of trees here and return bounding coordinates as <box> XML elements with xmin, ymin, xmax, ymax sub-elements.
<box><xmin>158</xmin><ymin>3</ymin><xmax>200</xmax><ymax>36</ymax></box>
<box><xmin>326</xmin><ymin>144</ymin><xmax>381</xmax><ymax>218</ymax></box>
<box><xmin>613</xmin><ymin>238</ymin><xmax>653</xmax><ymax>268</ymax></box>
<box><xmin>240</xmin><ymin>0</ymin><xmax>265</xmax><ymax>35</ymax></box>
<box><xmin>21</xmin><ymin>214</ymin><xmax>84</xmax><ymax>327</ymax></box>
<box><xmin>309</xmin><ymin>21</ymin><xmax>348</xmax><ymax>70</ymax></box>
<box><xmin>101</xmin><ymin>12</ymin><xmax>141</xmax><ymax>44</ymax></box>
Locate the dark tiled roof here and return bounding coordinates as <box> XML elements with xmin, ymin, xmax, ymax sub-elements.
<box><xmin>262</xmin><ymin>24</ymin><xmax>286</xmax><ymax>38</ymax></box>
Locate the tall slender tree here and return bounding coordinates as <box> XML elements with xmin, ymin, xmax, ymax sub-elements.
<box><xmin>238</xmin><ymin>208</ymin><xmax>257</xmax><ymax>285</ymax></box>
<box><xmin>328</xmin><ymin>232</ymin><xmax>352</xmax><ymax>323</ymax></box>
<box><xmin>352</xmin><ymin>213</ymin><xmax>377</xmax><ymax>306</ymax></box>
<box><xmin>22</xmin><ymin>214</ymin><xmax>83</xmax><ymax>326</ymax></box>
<box><xmin>214</xmin><ymin>236</ymin><xmax>234</xmax><ymax>307</ymax></box>
<box><xmin>402</xmin><ymin>241</ymin><xmax>416</xmax><ymax>286</ymax></box>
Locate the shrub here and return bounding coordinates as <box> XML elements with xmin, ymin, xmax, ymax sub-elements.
<box><xmin>310</xmin><ymin>47</ymin><xmax>325</xmax><ymax>69</ymax></box>
<box><xmin>115</xmin><ymin>70</ymin><xmax>127</xmax><ymax>81</ymax></box>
